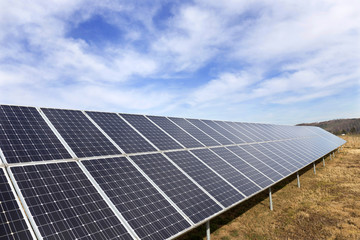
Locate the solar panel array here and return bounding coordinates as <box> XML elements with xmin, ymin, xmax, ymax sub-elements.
<box><xmin>0</xmin><ymin>104</ymin><xmax>346</xmax><ymax>240</ymax></box>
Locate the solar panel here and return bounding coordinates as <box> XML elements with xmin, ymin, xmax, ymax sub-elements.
<box><xmin>86</xmin><ymin>111</ymin><xmax>156</xmax><ymax>154</ymax></box>
<box><xmin>201</xmin><ymin>120</ymin><xmax>243</xmax><ymax>144</ymax></box>
<box><xmin>190</xmin><ymin>148</ymin><xmax>261</xmax><ymax>196</ymax></box>
<box><xmin>186</xmin><ymin>119</ymin><xmax>233</xmax><ymax>145</ymax></box>
<box><xmin>81</xmin><ymin>157</ymin><xmax>191</xmax><ymax>240</ymax></box>
<box><xmin>271</xmin><ymin>141</ymin><xmax>308</xmax><ymax>166</ymax></box>
<box><xmin>216</xmin><ymin>121</ymin><xmax>255</xmax><ymax>143</ymax></box>
<box><xmin>252</xmin><ymin>144</ymin><xmax>298</xmax><ymax>172</ymax></box>
<box><xmin>234</xmin><ymin>123</ymin><xmax>267</xmax><ymax>142</ymax></box>
<box><xmin>211</xmin><ymin>147</ymin><xmax>273</xmax><ymax>188</ymax></box>
<box><xmin>10</xmin><ymin>162</ymin><xmax>133</xmax><ymax>240</ymax></box>
<box><xmin>168</xmin><ymin>117</ymin><xmax>220</xmax><ymax>146</ymax></box>
<box><xmin>0</xmin><ymin>105</ymin><xmax>72</xmax><ymax>163</ymax></box>
<box><xmin>42</xmin><ymin>108</ymin><xmax>121</xmax><ymax>158</ymax></box>
<box><xmin>260</xmin><ymin>142</ymin><xmax>304</xmax><ymax>169</ymax></box>
<box><xmin>147</xmin><ymin>116</ymin><xmax>204</xmax><ymax>148</ymax></box>
<box><xmin>0</xmin><ymin>168</ymin><xmax>35</xmax><ymax>240</ymax></box>
<box><xmin>120</xmin><ymin>114</ymin><xmax>183</xmax><ymax>150</ymax></box>
<box><xmin>129</xmin><ymin>153</ymin><xmax>222</xmax><ymax>223</ymax></box>
<box><xmin>227</xmin><ymin>146</ymin><xmax>283</xmax><ymax>182</ymax></box>
<box><xmin>226</xmin><ymin>122</ymin><xmax>263</xmax><ymax>142</ymax></box>
<box><xmin>165</xmin><ymin>151</ymin><xmax>244</xmax><ymax>207</ymax></box>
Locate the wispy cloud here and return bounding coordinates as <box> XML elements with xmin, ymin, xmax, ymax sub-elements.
<box><xmin>0</xmin><ymin>0</ymin><xmax>359</xmax><ymax>124</ymax></box>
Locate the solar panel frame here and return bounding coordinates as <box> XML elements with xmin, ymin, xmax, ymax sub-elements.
<box><xmin>186</xmin><ymin>119</ymin><xmax>233</xmax><ymax>145</ymax></box>
<box><xmin>147</xmin><ymin>116</ymin><xmax>205</xmax><ymax>149</ymax></box>
<box><xmin>201</xmin><ymin>120</ymin><xmax>244</xmax><ymax>144</ymax></box>
<box><xmin>215</xmin><ymin>121</ymin><xmax>255</xmax><ymax>143</ymax></box>
<box><xmin>0</xmin><ymin>167</ymin><xmax>36</xmax><ymax>240</ymax></box>
<box><xmin>211</xmin><ymin>147</ymin><xmax>274</xmax><ymax>188</ymax></box>
<box><xmin>8</xmin><ymin>161</ymin><xmax>135</xmax><ymax>240</ymax></box>
<box><xmin>0</xmin><ymin>105</ymin><xmax>73</xmax><ymax>164</ymax></box>
<box><xmin>168</xmin><ymin>117</ymin><xmax>220</xmax><ymax>147</ymax></box>
<box><xmin>190</xmin><ymin>148</ymin><xmax>261</xmax><ymax>196</ymax></box>
<box><xmin>81</xmin><ymin>157</ymin><xmax>192</xmax><ymax>240</ymax></box>
<box><xmin>120</xmin><ymin>114</ymin><xmax>184</xmax><ymax>151</ymax></box>
<box><xmin>41</xmin><ymin>108</ymin><xmax>121</xmax><ymax>158</ymax></box>
<box><xmin>129</xmin><ymin>153</ymin><xmax>223</xmax><ymax>224</ymax></box>
<box><xmin>164</xmin><ymin>151</ymin><xmax>245</xmax><ymax>207</ymax></box>
<box><xmin>85</xmin><ymin>111</ymin><xmax>157</xmax><ymax>154</ymax></box>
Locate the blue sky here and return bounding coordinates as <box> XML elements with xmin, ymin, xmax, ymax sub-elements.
<box><xmin>0</xmin><ymin>0</ymin><xmax>359</xmax><ymax>125</ymax></box>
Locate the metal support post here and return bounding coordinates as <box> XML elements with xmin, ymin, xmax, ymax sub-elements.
<box><xmin>333</xmin><ymin>152</ymin><xmax>335</xmax><ymax>158</ymax></box>
<box><xmin>313</xmin><ymin>162</ymin><xmax>316</xmax><ymax>174</ymax></box>
<box><xmin>330</xmin><ymin>154</ymin><xmax>332</xmax><ymax>161</ymax></box>
<box><xmin>206</xmin><ymin>221</ymin><xmax>210</xmax><ymax>240</ymax></box>
<box><xmin>269</xmin><ymin>187</ymin><xmax>273</xmax><ymax>211</ymax></box>
<box><xmin>322</xmin><ymin>157</ymin><xmax>325</xmax><ymax>167</ymax></box>
<box><xmin>297</xmin><ymin>172</ymin><xmax>300</xmax><ymax>188</ymax></box>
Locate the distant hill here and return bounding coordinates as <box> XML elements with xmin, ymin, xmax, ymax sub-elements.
<box><xmin>297</xmin><ymin>118</ymin><xmax>360</xmax><ymax>135</ymax></box>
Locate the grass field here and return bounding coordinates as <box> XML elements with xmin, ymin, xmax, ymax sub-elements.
<box><xmin>178</xmin><ymin>135</ymin><xmax>360</xmax><ymax>240</ymax></box>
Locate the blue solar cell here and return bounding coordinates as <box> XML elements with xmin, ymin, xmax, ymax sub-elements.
<box><xmin>130</xmin><ymin>153</ymin><xmax>222</xmax><ymax>223</ymax></box>
<box><xmin>190</xmin><ymin>149</ymin><xmax>261</xmax><ymax>196</ymax></box>
<box><xmin>10</xmin><ymin>162</ymin><xmax>133</xmax><ymax>240</ymax></box>
<box><xmin>82</xmin><ymin>157</ymin><xmax>191</xmax><ymax>240</ymax></box>
<box><xmin>42</xmin><ymin>108</ymin><xmax>121</xmax><ymax>158</ymax></box>
<box><xmin>86</xmin><ymin>111</ymin><xmax>156</xmax><ymax>154</ymax></box>
<box><xmin>0</xmin><ymin>105</ymin><xmax>72</xmax><ymax>163</ymax></box>
<box><xmin>168</xmin><ymin>117</ymin><xmax>220</xmax><ymax>146</ymax></box>
<box><xmin>186</xmin><ymin>119</ymin><xmax>233</xmax><ymax>145</ymax></box>
<box><xmin>147</xmin><ymin>116</ymin><xmax>204</xmax><ymax>148</ymax></box>
<box><xmin>211</xmin><ymin>147</ymin><xmax>273</xmax><ymax>188</ymax></box>
<box><xmin>0</xmin><ymin>168</ymin><xmax>34</xmax><ymax>240</ymax></box>
<box><xmin>165</xmin><ymin>151</ymin><xmax>244</xmax><ymax>207</ymax></box>
<box><xmin>121</xmin><ymin>114</ymin><xmax>183</xmax><ymax>150</ymax></box>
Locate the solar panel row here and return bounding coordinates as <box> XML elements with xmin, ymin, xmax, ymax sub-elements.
<box><xmin>0</xmin><ymin>168</ymin><xmax>35</xmax><ymax>240</ymax></box>
<box><xmin>0</xmin><ymin>104</ymin><xmax>346</xmax><ymax>240</ymax></box>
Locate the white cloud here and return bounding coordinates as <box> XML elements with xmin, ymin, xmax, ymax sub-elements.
<box><xmin>0</xmin><ymin>0</ymin><xmax>358</xmax><ymax>123</ymax></box>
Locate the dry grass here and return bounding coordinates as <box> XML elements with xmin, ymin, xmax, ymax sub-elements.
<box><xmin>177</xmin><ymin>135</ymin><xmax>360</xmax><ymax>240</ymax></box>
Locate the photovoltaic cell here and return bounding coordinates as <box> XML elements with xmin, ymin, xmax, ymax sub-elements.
<box><xmin>0</xmin><ymin>168</ymin><xmax>34</xmax><ymax>240</ymax></box>
<box><xmin>186</xmin><ymin>119</ymin><xmax>233</xmax><ymax>145</ymax></box>
<box><xmin>120</xmin><ymin>114</ymin><xmax>183</xmax><ymax>151</ymax></box>
<box><xmin>228</xmin><ymin>146</ymin><xmax>283</xmax><ymax>182</ymax></box>
<box><xmin>86</xmin><ymin>111</ymin><xmax>156</xmax><ymax>154</ymax></box>
<box><xmin>130</xmin><ymin>153</ymin><xmax>222</xmax><ymax>223</ymax></box>
<box><xmin>42</xmin><ymin>108</ymin><xmax>121</xmax><ymax>158</ymax></box>
<box><xmin>211</xmin><ymin>147</ymin><xmax>273</xmax><ymax>188</ymax></box>
<box><xmin>147</xmin><ymin>116</ymin><xmax>204</xmax><ymax>148</ymax></box>
<box><xmin>0</xmin><ymin>105</ymin><xmax>72</xmax><ymax>163</ymax></box>
<box><xmin>190</xmin><ymin>149</ymin><xmax>261</xmax><ymax>196</ymax></box>
<box><xmin>82</xmin><ymin>157</ymin><xmax>191</xmax><ymax>240</ymax></box>
<box><xmin>168</xmin><ymin>117</ymin><xmax>220</xmax><ymax>146</ymax></box>
<box><xmin>165</xmin><ymin>151</ymin><xmax>244</xmax><ymax>207</ymax></box>
<box><xmin>10</xmin><ymin>162</ymin><xmax>133</xmax><ymax>240</ymax></box>
<box><xmin>201</xmin><ymin>120</ymin><xmax>242</xmax><ymax>144</ymax></box>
